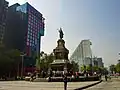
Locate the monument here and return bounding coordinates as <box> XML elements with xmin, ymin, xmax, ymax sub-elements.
<box><xmin>50</xmin><ymin>28</ymin><xmax>72</xmax><ymax>76</ymax></box>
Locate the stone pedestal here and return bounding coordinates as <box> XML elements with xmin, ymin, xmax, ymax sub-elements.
<box><xmin>50</xmin><ymin>39</ymin><xmax>72</xmax><ymax>76</ymax></box>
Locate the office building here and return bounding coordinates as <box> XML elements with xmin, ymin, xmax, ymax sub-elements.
<box><xmin>0</xmin><ymin>0</ymin><xmax>8</xmax><ymax>44</ymax></box>
<box><xmin>70</xmin><ymin>40</ymin><xmax>92</xmax><ymax>69</ymax></box>
<box><xmin>97</xmin><ymin>58</ymin><xmax>104</xmax><ymax>67</ymax></box>
<box><xmin>92</xmin><ymin>57</ymin><xmax>98</xmax><ymax>66</ymax></box>
<box><xmin>4</xmin><ymin>2</ymin><xmax>45</xmax><ymax>75</ymax></box>
<box><xmin>92</xmin><ymin>57</ymin><xmax>104</xmax><ymax>67</ymax></box>
<box><xmin>4</xmin><ymin>2</ymin><xmax>45</xmax><ymax>57</ymax></box>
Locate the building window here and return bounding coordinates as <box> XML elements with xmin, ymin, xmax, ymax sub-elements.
<box><xmin>30</xmin><ymin>35</ymin><xmax>31</xmax><ymax>39</ymax></box>
<box><xmin>32</xmin><ymin>44</ymin><xmax>34</xmax><ymax>46</ymax></box>
<box><xmin>27</xmin><ymin>38</ymin><xmax>29</xmax><ymax>42</ymax></box>
<box><xmin>28</xmin><ymin>28</ymin><xmax>30</xmax><ymax>32</ymax></box>
<box><xmin>27</xmin><ymin>42</ymin><xmax>29</xmax><ymax>45</ymax></box>
<box><xmin>31</xmin><ymin>33</ymin><xmax>33</xmax><ymax>36</ymax></box>
<box><xmin>29</xmin><ymin>15</ymin><xmax>31</xmax><ymax>18</ymax></box>
<box><xmin>30</xmin><ymin>40</ymin><xmax>32</xmax><ymax>43</ymax></box>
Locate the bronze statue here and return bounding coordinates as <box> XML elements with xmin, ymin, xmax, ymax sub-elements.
<box><xmin>58</xmin><ymin>27</ymin><xmax>64</xmax><ymax>39</ymax></box>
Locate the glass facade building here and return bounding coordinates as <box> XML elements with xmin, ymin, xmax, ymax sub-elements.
<box><xmin>70</xmin><ymin>40</ymin><xmax>92</xmax><ymax>71</ymax></box>
<box><xmin>0</xmin><ymin>0</ymin><xmax>8</xmax><ymax>44</ymax></box>
<box><xmin>5</xmin><ymin>2</ymin><xmax>45</xmax><ymax>57</ymax></box>
<box><xmin>16</xmin><ymin>3</ymin><xmax>44</xmax><ymax>57</ymax></box>
<box><xmin>4</xmin><ymin>3</ymin><xmax>45</xmax><ymax>75</ymax></box>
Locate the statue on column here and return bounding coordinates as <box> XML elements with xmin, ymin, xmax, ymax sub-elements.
<box><xmin>58</xmin><ymin>27</ymin><xmax>64</xmax><ymax>39</ymax></box>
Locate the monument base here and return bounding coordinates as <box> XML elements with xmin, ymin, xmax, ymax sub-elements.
<box><xmin>49</xmin><ymin>59</ymin><xmax>72</xmax><ymax>77</ymax></box>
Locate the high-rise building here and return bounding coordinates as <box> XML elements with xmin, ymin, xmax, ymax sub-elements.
<box><xmin>4</xmin><ymin>2</ymin><xmax>45</xmax><ymax>74</ymax></box>
<box><xmin>92</xmin><ymin>57</ymin><xmax>98</xmax><ymax>66</ymax></box>
<box><xmin>0</xmin><ymin>0</ymin><xmax>8</xmax><ymax>44</ymax></box>
<box><xmin>70</xmin><ymin>40</ymin><xmax>92</xmax><ymax>69</ymax></box>
<box><xmin>92</xmin><ymin>57</ymin><xmax>104</xmax><ymax>67</ymax></box>
<box><xmin>81</xmin><ymin>40</ymin><xmax>92</xmax><ymax>59</ymax></box>
<box><xmin>97</xmin><ymin>58</ymin><xmax>104</xmax><ymax>67</ymax></box>
<box><xmin>4</xmin><ymin>2</ymin><xmax>45</xmax><ymax>57</ymax></box>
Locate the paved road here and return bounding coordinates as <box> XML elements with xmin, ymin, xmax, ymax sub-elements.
<box><xmin>85</xmin><ymin>77</ymin><xmax>120</xmax><ymax>90</ymax></box>
<box><xmin>0</xmin><ymin>81</ymin><xmax>98</xmax><ymax>90</ymax></box>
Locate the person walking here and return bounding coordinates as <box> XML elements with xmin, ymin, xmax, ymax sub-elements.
<box><xmin>63</xmin><ymin>75</ymin><xmax>67</xmax><ymax>90</ymax></box>
<box><xmin>30</xmin><ymin>73</ymin><xmax>34</xmax><ymax>82</ymax></box>
<box><xmin>105</xmin><ymin>75</ymin><xmax>108</xmax><ymax>81</ymax></box>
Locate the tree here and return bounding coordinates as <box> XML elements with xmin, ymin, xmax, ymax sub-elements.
<box><xmin>98</xmin><ymin>67</ymin><xmax>105</xmax><ymax>74</ymax></box>
<box><xmin>80</xmin><ymin>65</ymin><xmax>85</xmax><ymax>72</ymax></box>
<box><xmin>109</xmin><ymin>64</ymin><xmax>116</xmax><ymax>74</ymax></box>
<box><xmin>92</xmin><ymin>66</ymin><xmax>99</xmax><ymax>72</ymax></box>
<box><xmin>80</xmin><ymin>65</ymin><xmax>87</xmax><ymax>72</ymax></box>
<box><xmin>36</xmin><ymin>52</ymin><xmax>54</xmax><ymax>72</ymax></box>
<box><xmin>115</xmin><ymin>63</ymin><xmax>120</xmax><ymax>74</ymax></box>
<box><xmin>71</xmin><ymin>61</ymin><xmax>79</xmax><ymax>72</ymax></box>
<box><xmin>86</xmin><ymin>65</ymin><xmax>91</xmax><ymax>71</ymax></box>
<box><xmin>103</xmin><ymin>67</ymin><xmax>109</xmax><ymax>75</ymax></box>
<box><xmin>36</xmin><ymin>51</ymin><xmax>45</xmax><ymax>71</ymax></box>
<box><xmin>0</xmin><ymin>47</ymin><xmax>21</xmax><ymax>77</ymax></box>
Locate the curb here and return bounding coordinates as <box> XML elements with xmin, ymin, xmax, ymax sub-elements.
<box><xmin>74</xmin><ymin>80</ymin><xmax>103</xmax><ymax>90</ymax></box>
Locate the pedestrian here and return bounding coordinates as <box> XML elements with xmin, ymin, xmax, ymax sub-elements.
<box><xmin>105</xmin><ymin>75</ymin><xmax>107</xmax><ymax>81</ymax></box>
<box><xmin>63</xmin><ymin>75</ymin><xmax>67</xmax><ymax>90</ymax></box>
<box><xmin>30</xmin><ymin>73</ymin><xmax>34</xmax><ymax>82</ymax></box>
<box><xmin>99</xmin><ymin>74</ymin><xmax>102</xmax><ymax>80</ymax></box>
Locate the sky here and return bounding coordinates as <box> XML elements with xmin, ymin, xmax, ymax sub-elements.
<box><xmin>7</xmin><ymin>0</ymin><xmax>120</xmax><ymax>67</ymax></box>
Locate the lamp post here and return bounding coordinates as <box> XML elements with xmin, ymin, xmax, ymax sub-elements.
<box><xmin>20</xmin><ymin>53</ymin><xmax>26</xmax><ymax>78</ymax></box>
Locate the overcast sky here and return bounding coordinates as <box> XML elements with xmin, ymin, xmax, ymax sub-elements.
<box><xmin>8</xmin><ymin>0</ymin><xmax>120</xmax><ymax>67</ymax></box>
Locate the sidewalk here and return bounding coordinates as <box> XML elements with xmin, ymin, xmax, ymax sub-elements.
<box><xmin>0</xmin><ymin>80</ymin><xmax>102</xmax><ymax>90</ymax></box>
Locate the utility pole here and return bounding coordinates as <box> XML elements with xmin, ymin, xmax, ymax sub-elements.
<box><xmin>20</xmin><ymin>53</ymin><xmax>26</xmax><ymax>78</ymax></box>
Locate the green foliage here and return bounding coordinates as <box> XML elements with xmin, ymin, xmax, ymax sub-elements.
<box><xmin>80</xmin><ymin>64</ymin><xmax>105</xmax><ymax>74</ymax></box>
<box><xmin>86</xmin><ymin>65</ymin><xmax>91</xmax><ymax>71</ymax></box>
<box><xmin>115</xmin><ymin>63</ymin><xmax>120</xmax><ymax>73</ymax></box>
<box><xmin>36</xmin><ymin>58</ymin><xmax>41</xmax><ymax>70</ymax></box>
<box><xmin>80</xmin><ymin>65</ymin><xmax>92</xmax><ymax>72</ymax></box>
<box><xmin>0</xmin><ymin>47</ymin><xmax>21</xmax><ymax>77</ymax></box>
<box><xmin>36</xmin><ymin>52</ymin><xmax>54</xmax><ymax>72</ymax></box>
<box><xmin>109</xmin><ymin>63</ymin><xmax>120</xmax><ymax>74</ymax></box>
<box><xmin>109</xmin><ymin>64</ymin><xmax>116</xmax><ymax>74</ymax></box>
<box><xmin>92</xmin><ymin>66</ymin><xmax>99</xmax><ymax>72</ymax></box>
<box><xmin>71</xmin><ymin>61</ymin><xmax>79</xmax><ymax>72</ymax></box>
<box><xmin>80</xmin><ymin>65</ymin><xmax>85</xmax><ymax>71</ymax></box>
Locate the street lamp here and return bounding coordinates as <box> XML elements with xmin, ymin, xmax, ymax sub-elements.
<box><xmin>20</xmin><ymin>53</ymin><xmax>26</xmax><ymax>78</ymax></box>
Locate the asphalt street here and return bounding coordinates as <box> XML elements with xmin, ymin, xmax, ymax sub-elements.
<box><xmin>85</xmin><ymin>77</ymin><xmax>120</xmax><ymax>90</ymax></box>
